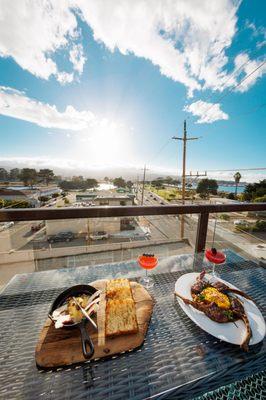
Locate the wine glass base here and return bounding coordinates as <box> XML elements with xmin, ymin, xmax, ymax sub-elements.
<box><xmin>211</xmin><ymin>271</ymin><xmax>220</xmax><ymax>279</ymax></box>
<box><xmin>139</xmin><ymin>276</ymin><xmax>154</xmax><ymax>288</ymax></box>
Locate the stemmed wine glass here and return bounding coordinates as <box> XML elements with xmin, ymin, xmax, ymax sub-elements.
<box><xmin>205</xmin><ymin>216</ymin><xmax>226</xmax><ymax>278</ymax></box>
<box><xmin>138</xmin><ymin>253</ymin><xmax>158</xmax><ymax>288</ymax></box>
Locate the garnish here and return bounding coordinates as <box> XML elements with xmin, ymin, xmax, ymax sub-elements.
<box><xmin>224</xmin><ymin>310</ymin><xmax>234</xmax><ymax>321</ymax></box>
<box><xmin>197</xmin><ymin>293</ymin><xmax>205</xmax><ymax>302</ymax></box>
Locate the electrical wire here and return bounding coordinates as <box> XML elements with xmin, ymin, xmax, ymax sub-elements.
<box><xmin>196</xmin><ymin>59</ymin><xmax>266</xmax><ymax>120</ymax></box>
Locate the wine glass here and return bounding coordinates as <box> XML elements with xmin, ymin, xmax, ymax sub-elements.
<box><xmin>205</xmin><ymin>248</ymin><xmax>226</xmax><ymax>278</ymax></box>
<box><xmin>138</xmin><ymin>253</ymin><xmax>158</xmax><ymax>288</ymax></box>
<box><xmin>205</xmin><ymin>215</ymin><xmax>226</xmax><ymax>278</ymax></box>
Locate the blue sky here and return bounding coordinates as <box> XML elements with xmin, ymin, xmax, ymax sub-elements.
<box><xmin>0</xmin><ymin>0</ymin><xmax>265</xmax><ymax>181</ymax></box>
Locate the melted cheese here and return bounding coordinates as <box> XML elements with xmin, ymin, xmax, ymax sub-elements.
<box><xmin>201</xmin><ymin>287</ymin><xmax>230</xmax><ymax>309</ymax></box>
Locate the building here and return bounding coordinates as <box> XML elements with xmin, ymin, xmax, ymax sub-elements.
<box><xmin>0</xmin><ymin>188</ymin><xmax>40</xmax><ymax>207</ymax></box>
<box><xmin>38</xmin><ymin>186</ymin><xmax>62</xmax><ymax>197</ymax></box>
<box><xmin>76</xmin><ymin>191</ymin><xmax>135</xmax><ymax>206</ymax></box>
<box><xmin>45</xmin><ymin>191</ymin><xmax>136</xmax><ymax>237</ymax></box>
<box><xmin>0</xmin><ymin>185</ymin><xmax>62</xmax><ymax>208</ymax></box>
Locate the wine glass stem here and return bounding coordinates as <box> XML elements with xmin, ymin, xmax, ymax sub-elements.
<box><xmin>146</xmin><ymin>268</ymin><xmax>148</xmax><ymax>281</ymax></box>
<box><xmin>212</xmin><ymin>263</ymin><xmax>215</xmax><ymax>277</ymax></box>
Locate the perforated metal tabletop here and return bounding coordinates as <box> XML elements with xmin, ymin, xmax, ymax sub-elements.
<box><xmin>0</xmin><ymin>250</ymin><xmax>265</xmax><ymax>399</ymax></box>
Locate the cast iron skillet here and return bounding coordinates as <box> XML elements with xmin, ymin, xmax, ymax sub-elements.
<box><xmin>48</xmin><ymin>284</ymin><xmax>97</xmax><ymax>359</ymax></box>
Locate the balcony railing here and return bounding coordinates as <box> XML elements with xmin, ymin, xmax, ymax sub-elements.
<box><xmin>0</xmin><ymin>202</ymin><xmax>265</xmax><ymax>253</ymax></box>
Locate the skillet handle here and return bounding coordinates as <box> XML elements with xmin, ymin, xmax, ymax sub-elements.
<box><xmin>79</xmin><ymin>321</ymin><xmax>95</xmax><ymax>359</ymax></box>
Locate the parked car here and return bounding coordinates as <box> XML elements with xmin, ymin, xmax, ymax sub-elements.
<box><xmin>31</xmin><ymin>222</ymin><xmax>45</xmax><ymax>232</ymax></box>
<box><xmin>89</xmin><ymin>231</ymin><xmax>109</xmax><ymax>240</ymax></box>
<box><xmin>0</xmin><ymin>221</ymin><xmax>14</xmax><ymax>231</ymax></box>
<box><xmin>233</xmin><ymin>219</ymin><xmax>249</xmax><ymax>226</ymax></box>
<box><xmin>47</xmin><ymin>231</ymin><xmax>74</xmax><ymax>243</ymax></box>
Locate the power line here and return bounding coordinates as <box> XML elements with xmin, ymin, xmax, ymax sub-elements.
<box><xmin>148</xmin><ymin>137</ymin><xmax>172</xmax><ymax>164</ymax></box>
<box><xmin>147</xmin><ymin>47</ymin><xmax>265</xmax><ymax>172</ymax></box>
<box><xmin>208</xmin><ymin>45</ymin><xmax>265</xmax><ymax>99</ymax></box>
<box><xmin>206</xmin><ymin>167</ymin><xmax>266</xmax><ymax>172</ymax></box>
<box><xmin>198</xmin><ymin>59</ymin><xmax>266</xmax><ymax>119</ymax></box>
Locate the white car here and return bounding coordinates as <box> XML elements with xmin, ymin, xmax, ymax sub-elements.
<box><xmin>233</xmin><ymin>219</ymin><xmax>249</xmax><ymax>226</ymax></box>
<box><xmin>89</xmin><ymin>231</ymin><xmax>109</xmax><ymax>240</ymax></box>
<box><xmin>0</xmin><ymin>221</ymin><xmax>14</xmax><ymax>231</ymax></box>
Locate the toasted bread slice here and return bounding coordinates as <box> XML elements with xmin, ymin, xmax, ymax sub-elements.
<box><xmin>106</xmin><ymin>278</ymin><xmax>132</xmax><ymax>300</ymax></box>
<box><xmin>105</xmin><ymin>298</ymin><xmax>138</xmax><ymax>337</ymax></box>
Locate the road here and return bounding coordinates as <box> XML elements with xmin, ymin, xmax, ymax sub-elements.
<box><xmin>138</xmin><ymin>190</ymin><xmax>199</xmax><ymax>244</ymax></box>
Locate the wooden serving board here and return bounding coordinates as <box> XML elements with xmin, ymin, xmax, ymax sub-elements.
<box><xmin>35</xmin><ymin>280</ymin><xmax>154</xmax><ymax>369</ymax></box>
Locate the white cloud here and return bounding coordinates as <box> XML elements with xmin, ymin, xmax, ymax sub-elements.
<box><xmin>76</xmin><ymin>0</ymin><xmax>241</xmax><ymax>96</ymax></box>
<box><xmin>57</xmin><ymin>71</ymin><xmax>74</xmax><ymax>84</ymax></box>
<box><xmin>184</xmin><ymin>100</ymin><xmax>228</xmax><ymax>124</ymax></box>
<box><xmin>0</xmin><ymin>85</ymin><xmax>105</xmax><ymax>130</ymax></box>
<box><xmin>0</xmin><ymin>0</ymin><xmax>83</xmax><ymax>83</ymax></box>
<box><xmin>70</xmin><ymin>44</ymin><xmax>86</xmax><ymax>73</ymax></box>
<box><xmin>233</xmin><ymin>53</ymin><xmax>266</xmax><ymax>92</ymax></box>
<box><xmin>0</xmin><ymin>0</ymin><xmax>265</xmax><ymax>96</ymax></box>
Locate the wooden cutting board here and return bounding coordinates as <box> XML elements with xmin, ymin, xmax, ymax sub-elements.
<box><xmin>35</xmin><ymin>280</ymin><xmax>154</xmax><ymax>369</ymax></box>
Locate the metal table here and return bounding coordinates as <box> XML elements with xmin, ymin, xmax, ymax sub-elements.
<box><xmin>0</xmin><ymin>250</ymin><xmax>265</xmax><ymax>400</ymax></box>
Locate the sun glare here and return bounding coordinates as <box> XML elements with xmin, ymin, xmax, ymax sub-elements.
<box><xmin>73</xmin><ymin>120</ymin><xmax>132</xmax><ymax>166</ymax></box>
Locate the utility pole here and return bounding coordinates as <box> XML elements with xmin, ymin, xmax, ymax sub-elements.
<box><xmin>135</xmin><ymin>175</ymin><xmax>139</xmax><ymax>200</ymax></box>
<box><xmin>141</xmin><ymin>165</ymin><xmax>148</xmax><ymax>205</ymax></box>
<box><xmin>172</xmin><ymin>120</ymin><xmax>201</xmax><ymax>238</ymax></box>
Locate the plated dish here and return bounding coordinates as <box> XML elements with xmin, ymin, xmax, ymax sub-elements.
<box><xmin>175</xmin><ymin>271</ymin><xmax>265</xmax><ymax>350</ymax></box>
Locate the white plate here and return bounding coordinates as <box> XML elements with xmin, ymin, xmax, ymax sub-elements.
<box><xmin>175</xmin><ymin>273</ymin><xmax>265</xmax><ymax>346</ymax></box>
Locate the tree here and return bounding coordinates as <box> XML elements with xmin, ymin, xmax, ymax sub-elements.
<box><xmin>227</xmin><ymin>192</ymin><xmax>236</xmax><ymax>200</ymax></box>
<box><xmin>72</xmin><ymin>175</ymin><xmax>84</xmax><ymax>182</ymax></box>
<box><xmin>234</xmin><ymin>172</ymin><xmax>241</xmax><ymax>196</ymax></box>
<box><xmin>38</xmin><ymin>196</ymin><xmax>49</xmax><ymax>202</ymax></box>
<box><xmin>172</xmin><ymin>179</ymin><xmax>181</xmax><ymax>186</ymax></box>
<box><xmin>20</xmin><ymin>168</ymin><xmax>37</xmax><ymax>186</ymax></box>
<box><xmin>104</xmin><ymin>177</ymin><xmax>109</xmax><ymax>182</ymax></box>
<box><xmin>38</xmin><ymin>169</ymin><xmax>54</xmax><ymax>186</ymax></box>
<box><xmin>86</xmin><ymin>178</ymin><xmax>98</xmax><ymax>189</ymax></box>
<box><xmin>196</xmin><ymin>179</ymin><xmax>218</xmax><ymax>197</ymax></box>
<box><xmin>151</xmin><ymin>179</ymin><xmax>163</xmax><ymax>188</ymax></box>
<box><xmin>113</xmin><ymin>177</ymin><xmax>126</xmax><ymax>188</ymax></box>
<box><xmin>9</xmin><ymin>168</ymin><xmax>21</xmax><ymax>181</ymax></box>
<box><xmin>126</xmin><ymin>180</ymin><xmax>133</xmax><ymax>189</ymax></box>
<box><xmin>0</xmin><ymin>199</ymin><xmax>31</xmax><ymax>208</ymax></box>
<box><xmin>164</xmin><ymin>176</ymin><xmax>173</xmax><ymax>184</ymax></box>
<box><xmin>0</xmin><ymin>168</ymin><xmax>8</xmax><ymax>181</ymax></box>
<box><xmin>243</xmin><ymin>180</ymin><xmax>266</xmax><ymax>201</ymax></box>
<box><xmin>59</xmin><ymin>178</ymin><xmax>98</xmax><ymax>190</ymax></box>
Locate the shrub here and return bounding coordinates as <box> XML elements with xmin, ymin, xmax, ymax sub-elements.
<box><xmin>226</xmin><ymin>192</ymin><xmax>235</xmax><ymax>200</ymax></box>
<box><xmin>253</xmin><ymin>220</ymin><xmax>266</xmax><ymax>232</ymax></box>
<box><xmin>220</xmin><ymin>214</ymin><xmax>230</xmax><ymax>221</ymax></box>
<box><xmin>254</xmin><ymin>194</ymin><xmax>266</xmax><ymax>203</ymax></box>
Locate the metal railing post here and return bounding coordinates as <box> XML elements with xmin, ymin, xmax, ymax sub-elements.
<box><xmin>195</xmin><ymin>212</ymin><xmax>209</xmax><ymax>253</ymax></box>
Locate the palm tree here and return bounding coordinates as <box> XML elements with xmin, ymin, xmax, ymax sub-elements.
<box><xmin>234</xmin><ymin>172</ymin><xmax>241</xmax><ymax>197</ymax></box>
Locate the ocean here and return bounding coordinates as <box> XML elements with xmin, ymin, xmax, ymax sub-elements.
<box><xmin>217</xmin><ymin>185</ymin><xmax>245</xmax><ymax>193</ymax></box>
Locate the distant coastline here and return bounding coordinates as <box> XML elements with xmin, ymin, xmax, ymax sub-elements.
<box><xmin>217</xmin><ymin>185</ymin><xmax>245</xmax><ymax>193</ymax></box>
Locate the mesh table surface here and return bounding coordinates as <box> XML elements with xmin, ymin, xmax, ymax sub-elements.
<box><xmin>0</xmin><ymin>250</ymin><xmax>265</xmax><ymax>400</ymax></box>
